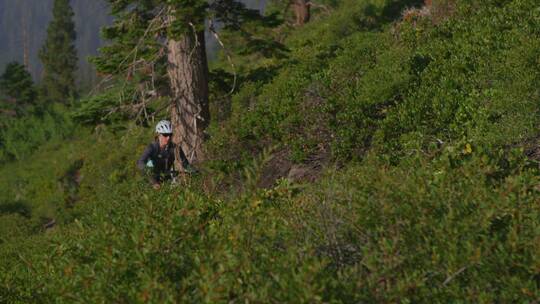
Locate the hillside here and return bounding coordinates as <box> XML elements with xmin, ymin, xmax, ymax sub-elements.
<box><xmin>1</xmin><ymin>0</ymin><xmax>539</xmax><ymax>302</ymax></box>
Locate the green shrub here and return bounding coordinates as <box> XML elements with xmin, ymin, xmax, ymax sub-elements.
<box><xmin>0</xmin><ymin>103</ymin><xmax>74</xmax><ymax>162</ymax></box>
<box><xmin>376</xmin><ymin>0</ymin><xmax>540</xmax><ymax>159</ymax></box>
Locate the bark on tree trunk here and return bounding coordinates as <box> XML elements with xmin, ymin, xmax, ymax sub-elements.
<box><xmin>167</xmin><ymin>29</ymin><xmax>210</xmax><ymax>170</ymax></box>
<box><xmin>293</xmin><ymin>0</ymin><xmax>310</xmax><ymax>26</ymax></box>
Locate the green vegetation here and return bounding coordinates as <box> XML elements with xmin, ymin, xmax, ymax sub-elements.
<box><xmin>39</xmin><ymin>0</ymin><xmax>78</xmax><ymax>104</ymax></box>
<box><xmin>0</xmin><ymin>62</ymin><xmax>37</xmax><ymax>113</ymax></box>
<box><xmin>0</xmin><ymin>61</ymin><xmax>73</xmax><ymax>163</ymax></box>
<box><xmin>1</xmin><ymin>0</ymin><xmax>539</xmax><ymax>302</ymax></box>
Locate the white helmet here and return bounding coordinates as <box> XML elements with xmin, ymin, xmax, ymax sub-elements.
<box><xmin>155</xmin><ymin>120</ymin><xmax>172</xmax><ymax>134</ymax></box>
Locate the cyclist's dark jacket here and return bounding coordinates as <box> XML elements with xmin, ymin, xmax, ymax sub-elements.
<box><xmin>137</xmin><ymin>141</ymin><xmax>188</xmax><ymax>184</ymax></box>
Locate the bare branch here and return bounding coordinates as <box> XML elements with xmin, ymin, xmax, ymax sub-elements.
<box><xmin>443</xmin><ymin>266</ymin><xmax>467</xmax><ymax>286</ymax></box>
<box><xmin>209</xmin><ymin>19</ymin><xmax>238</xmax><ymax>97</ymax></box>
<box><xmin>307</xmin><ymin>1</ymin><xmax>331</xmax><ymax>14</ymax></box>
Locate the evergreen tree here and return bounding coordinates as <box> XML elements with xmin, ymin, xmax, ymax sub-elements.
<box><xmin>0</xmin><ymin>62</ymin><xmax>36</xmax><ymax>115</ymax></box>
<box><xmin>93</xmin><ymin>0</ymin><xmax>263</xmax><ymax>167</ymax></box>
<box><xmin>39</xmin><ymin>0</ymin><xmax>78</xmax><ymax>104</ymax></box>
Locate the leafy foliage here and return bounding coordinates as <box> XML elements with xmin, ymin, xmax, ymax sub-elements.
<box><xmin>211</xmin><ymin>0</ymin><xmax>540</xmax><ymax>164</ymax></box>
<box><xmin>1</xmin><ymin>0</ymin><xmax>540</xmax><ymax>302</ymax></box>
<box><xmin>2</xmin><ymin>139</ymin><xmax>538</xmax><ymax>302</ymax></box>
<box><xmin>0</xmin><ymin>104</ymin><xmax>74</xmax><ymax>163</ymax></box>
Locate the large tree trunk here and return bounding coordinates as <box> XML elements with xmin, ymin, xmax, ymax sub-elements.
<box><xmin>167</xmin><ymin>29</ymin><xmax>210</xmax><ymax>170</ymax></box>
<box><xmin>293</xmin><ymin>0</ymin><xmax>310</xmax><ymax>25</ymax></box>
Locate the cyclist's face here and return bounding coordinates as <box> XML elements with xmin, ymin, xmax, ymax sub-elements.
<box><xmin>159</xmin><ymin>133</ymin><xmax>172</xmax><ymax>146</ymax></box>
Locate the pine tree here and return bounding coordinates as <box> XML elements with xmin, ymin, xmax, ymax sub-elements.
<box><xmin>39</xmin><ymin>0</ymin><xmax>78</xmax><ymax>104</ymax></box>
<box><xmin>93</xmin><ymin>0</ymin><xmax>263</xmax><ymax>167</ymax></box>
<box><xmin>0</xmin><ymin>62</ymin><xmax>37</xmax><ymax>115</ymax></box>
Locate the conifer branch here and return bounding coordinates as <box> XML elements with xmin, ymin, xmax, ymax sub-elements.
<box><xmin>89</xmin><ymin>6</ymin><xmax>167</xmax><ymax>97</ymax></box>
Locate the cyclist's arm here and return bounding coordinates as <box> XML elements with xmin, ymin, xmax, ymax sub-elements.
<box><xmin>137</xmin><ymin>144</ymin><xmax>153</xmax><ymax>172</ymax></box>
<box><xmin>137</xmin><ymin>146</ymin><xmax>160</xmax><ymax>185</ymax></box>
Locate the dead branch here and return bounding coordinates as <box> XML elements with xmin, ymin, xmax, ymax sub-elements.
<box><xmin>208</xmin><ymin>19</ymin><xmax>238</xmax><ymax>97</ymax></box>
<box><xmin>443</xmin><ymin>266</ymin><xmax>467</xmax><ymax>286</ymax></box>
<box><xmin>307</xmin><ymin>1</ymin><xmax>331</xmax><ymax>14</ymax></box>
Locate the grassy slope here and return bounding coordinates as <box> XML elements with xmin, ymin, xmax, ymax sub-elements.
<box><xmin>1</xmin><ymin>0</ymin><xmax>540</xmax><ymax>302</ymax></box>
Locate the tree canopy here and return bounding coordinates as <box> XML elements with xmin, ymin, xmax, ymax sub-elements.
<box><xmin>0</xmin><ymin>62</ymin><xmax>37</xmax><ymax>112</ymax></box>
<box><xmin>92</xmin><ymin>0</ymin><xmax>266</xmax><ymax>165</ymax></box>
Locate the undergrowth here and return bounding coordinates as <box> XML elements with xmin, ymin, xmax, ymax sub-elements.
<box><xmin>1</xmin><ymin>0</ymin><xmax>540</xmax><ymax>302</ymax></box>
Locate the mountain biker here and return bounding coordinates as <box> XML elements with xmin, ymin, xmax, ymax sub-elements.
<box><xmin>137</xmin><ymin>120</ymin><xmax>189</xmax><ymax>190</ymax></box>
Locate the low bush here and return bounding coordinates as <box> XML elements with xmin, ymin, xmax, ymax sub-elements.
<box><xmin>0</xmin><ymin>103</ymin><xmax>74</xmax><ymax>163</ymax></box>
